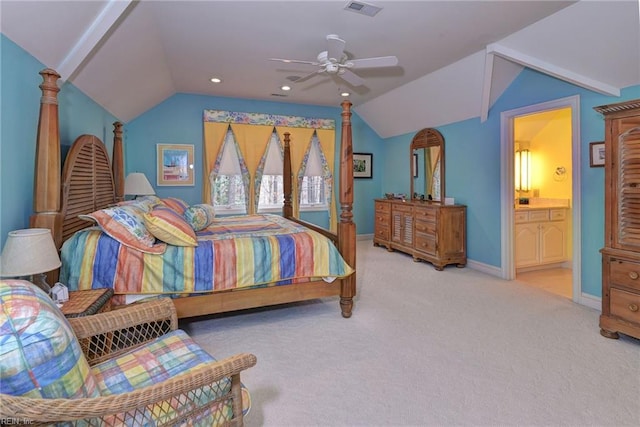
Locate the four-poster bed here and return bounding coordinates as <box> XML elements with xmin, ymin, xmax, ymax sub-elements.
<box><xmin>30</xmin><ymin>68</ymin><xmax>356</xmax><ymax>319</ymax></box>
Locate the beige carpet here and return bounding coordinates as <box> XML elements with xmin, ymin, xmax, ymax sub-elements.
<box><xmin>182</xmin><ymin>240</ymin><xmax>640</xmax><ymax>427</ymax></box>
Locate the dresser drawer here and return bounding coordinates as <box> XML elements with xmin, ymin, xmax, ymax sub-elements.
<box><xmin>375</xmin><ymin>201</ymin><xmax>390</xmax><ymax>214</ymax></box>
<box><xmin>414</xmin><ymin>206</ymin><xmax>437</xmax><ymax>222</ymax></box>
<box><xmin>415</xmin><ymin>220</ymin><xmax>436</xmax><ymax>235</ymax></box>
<box><xmin>375</xmin><ymin>225</ymin><xmax>389</xmax><ymax>240</ymax></box>
<box><xmin>376</xmin><ymin>213</ymin><xmax>390</xmax><ymax>227</ymax></box>
<box><xmin>392</xmin><ymin>204</ymin><xmax>413</xmax><ymax>214</ymax></box>
<box><xmin>609</xmin><ymin>258</ymin><xmax>640</xmax><ymax>291</ymax></box>
<box><xmin>610</xmin><ymin>288</ymin><xmax>640</xmax><ymax>324</ymax></box>
<box><xmin>415</xmin><ymin>234</ymin><xmax>436</xmax><ymax>255</ymax></box>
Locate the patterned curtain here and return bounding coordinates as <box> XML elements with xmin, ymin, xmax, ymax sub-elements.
<box><xmin>203</xmin><ymin>123</ymin><xmax>230</xmax><ymax>204</ymax></box>
<box><xmin>203</xmin><ymin>110</ymin><xmax>335</xmax><ymax>223</ymax></box>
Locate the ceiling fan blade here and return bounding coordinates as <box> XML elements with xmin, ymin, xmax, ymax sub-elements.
<box><xmin>347</xmin><ymin>56</ymin><xmax>399</xmax><ymax>69</ymax></box>
<box><xmin>294</xmin><ymin>69</ymin><xmax>325</xmax><ymax>84</ymax></box>
<box><xmin>338</xmin><ymin>69</ymin><xmax>365</xmax><ymax>87</ymax></box>
<box><xmin>268</xmin><ymin>58</ymin><xmax>319</xmax><ymax>66</ymax></box>
<box><xmin>326</xmin><ymin>34</ymin><xmax>346</xmax><ymax>62</ymax></box>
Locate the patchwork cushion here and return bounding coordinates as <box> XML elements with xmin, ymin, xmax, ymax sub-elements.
<box><xmin>92</xmin><ymin>329</ymin><xmax>250</xmax><ymax>417</ymax></box>
<box><xmin>0</xmin><ymin>280</ymin><xmax>99</xmax><ymax>399</ymax></box>
<box><xmin>161</xmin><ymin>197</ymin><xmax>190</xmax><ymax>215</ymax></box>
<box><xmin>80</xmin><ymin>205</ymin><xmax>166</xmax><ymax>254</ymax></box>
<box><xmin>144</xmin><ymin>206</ymin><xmax>198</xmax><ymax>247</ymax></box>
<box><xmin>184</xmin><ymin>203</ymin><xmax>216</xmax><ymax>231</ymax></box>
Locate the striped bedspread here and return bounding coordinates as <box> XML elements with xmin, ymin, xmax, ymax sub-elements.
<box><xmin>60</xmin><ymin>214</ymin><xmax>353</xmax><ymax>295</ymax></box>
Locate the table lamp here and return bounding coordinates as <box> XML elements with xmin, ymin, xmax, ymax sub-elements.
<box><xmin>124</xmin><ymin>172</ymin><xmax>155</xmax><ymax>199</ymax></box>
<box><xmin>0</xmin><ymin>228</ymin><xmax>61</xmax><ymax>295</ymax></box>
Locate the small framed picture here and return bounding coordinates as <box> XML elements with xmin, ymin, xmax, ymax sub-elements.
<box><xmin>157</xmin><ymin>144</ymin><xmax>195</xmax><ymax>186</ymax></box>
<box><xmin>353</xmin><ymin>153</ymin><xmax>373</xmax><ymax>179</ymax></box>
<box><xmin>589</xmin><ymin>141</ymin><xmax>605</xmax><ymax>167</ymax></box>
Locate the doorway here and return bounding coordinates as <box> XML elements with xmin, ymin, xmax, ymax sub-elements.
<box><xmin>500</xmin><ymin>95</ymin><xmax>582</xmax><ymax>303</ymax></box>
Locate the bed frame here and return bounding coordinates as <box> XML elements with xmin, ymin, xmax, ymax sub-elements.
<box><xmin>30</xmin><ymin>68</ymin><xmax>356</xmax><ymax>319</ymax></box>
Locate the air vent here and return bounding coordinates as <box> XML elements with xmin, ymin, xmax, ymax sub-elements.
<box><xmin>344</xmin><ymin>1</ymin><xmax>382</xmax><ymax>17</ymax></box>
<box><xmin>271</xmin><ymin>93</ymin><xmax>288</xmax><ymax>97</ymax></box>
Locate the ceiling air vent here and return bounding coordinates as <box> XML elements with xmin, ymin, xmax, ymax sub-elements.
<box><xmin>271</xmin><ymin>93</ymin><xmax>288</xmax><ymax>97</ymax></box>
<box><xmin>344</xmin><ymin>1</ymin><xmax>382</xmax><ymax>17</ymax></box>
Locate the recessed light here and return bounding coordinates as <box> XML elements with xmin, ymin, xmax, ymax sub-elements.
<box><xmin>210</xmin><ymin>77</ymin><xmax>222</xmax><ymax>83</ymax></box>
<box><xmin>281</xmin><ymin>85</ymin><xmax>291</xmax><ymax>91</ymax></box>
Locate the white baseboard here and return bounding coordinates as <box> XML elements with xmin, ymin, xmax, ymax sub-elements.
<box><xmin>466</xmin><ymin>259</ymin><xmax>503</xmax><ymax>277</ymax></box>
<box><xmin>577</xmin><ymin>293</ymin><xmax>601</xmax><ymax>311</ymax></box>
<box><xmin>357</xmin><ymin>234</ymin><xmax>373</xmax><ymax>241</ymax></box>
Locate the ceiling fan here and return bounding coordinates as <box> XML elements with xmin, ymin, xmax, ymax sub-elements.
<box><xmin>269</xmin><ymin>34</ymin><xmax>398</xmax><ymax>87</ymax></box>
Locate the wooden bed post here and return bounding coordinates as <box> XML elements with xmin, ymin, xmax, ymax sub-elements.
<box><xmin>112</xmin><ymin>122</ymin><xmax>125</xmax><ymax>202</ymax></box>
<box><xmin>338</xmin><ymin>100</ymin><xmax>356</xmax><ymax>318</ymax></box>
<box><xmin>30</xmin><ymin>68</ymin><xmax>63</xmax><ymax>248</ymax></box>
<box><xmin>282</xmin><ymin>132</ymin><xmax>293</xmax><ymax>218</ymax></box>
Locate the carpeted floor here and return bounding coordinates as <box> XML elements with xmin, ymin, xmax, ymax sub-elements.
<box><xmin>182</xmin><ymin>240</ymin><xmax>640</xmax><ymax>427</ymax></box>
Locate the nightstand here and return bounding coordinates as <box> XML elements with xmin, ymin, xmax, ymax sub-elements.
<box><xmin>61</xmin><ymin>288</ymin><xmax>113</xmax><ymax>318</ymax></box>
<box><xmin>60</xmin><ymin>288</ymin><xmax>114</xmax><ymax>360</ymax></box>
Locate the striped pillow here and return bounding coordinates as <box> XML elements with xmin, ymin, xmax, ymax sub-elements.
<box><xmin>161</xmin><ymin>197</ymin><xmax>190</xmax><ymax>215</ymax></box>
<box><xmin>144</xmin><ymin>206</ymin><xmax>198</xmax><ymax>247</ymax></box>
<box><xmin>0</xmin><ymin>280</ymin><xmax>100</xmax><ymax>399</ymax></box>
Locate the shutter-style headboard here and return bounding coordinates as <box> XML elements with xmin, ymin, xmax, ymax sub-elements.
<box><xmin>60</xmin><ymin>134</ymin><xmax>116</xmax><ymax>243</ymax></box>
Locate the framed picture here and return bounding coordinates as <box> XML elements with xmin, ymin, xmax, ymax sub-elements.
<box><xmin>413</xmin><ymin>153</ymin><xmax>419</xmax><ymax>178</ymax></box>
<box><xmin>353</xmin><ymin>153</ymin><xmax>373</xmax><ymax>179</ymax></box>
<box><xmin>589</xmin><ymin>141</ymin><xmax>605</xmax><ymax>167</ymax></box>
<box><xmin>157</xmin><ymin>144</ymin><xmax>195</xmax><ymax>186</ymax></box>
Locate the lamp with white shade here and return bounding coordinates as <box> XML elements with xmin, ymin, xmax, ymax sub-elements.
<box><xmin>0</xmin><ymin>228</ymin><xmax>62</xmax><ymax>295</ymax></box>
<box><xmin>124</xmin><ymin>172</ymin><xmax>155</xmax><ymax>199</ymax></box>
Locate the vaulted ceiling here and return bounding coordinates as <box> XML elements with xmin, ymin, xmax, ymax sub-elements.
<box><xmin>2</xmin><ymin>1</ymin><xmax>638</xmax><ymax>138</ymax></box>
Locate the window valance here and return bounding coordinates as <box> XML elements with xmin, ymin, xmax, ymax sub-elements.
<box><xmin>203</xmin><ymin>110</ymin><xmax>335</xmax><ymax>130</ymax></box>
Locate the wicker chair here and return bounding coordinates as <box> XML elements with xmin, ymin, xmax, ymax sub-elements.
<box><xmin>0</xmin><ymin>280</ymin><xmax>257</xmax><ymax>426</ymax></box>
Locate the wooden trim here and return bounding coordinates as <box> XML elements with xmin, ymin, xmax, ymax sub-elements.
<box><xmin>173</xmin><ymin>279</ymin><xmax>341</xmax><ymax>319</ymax></box>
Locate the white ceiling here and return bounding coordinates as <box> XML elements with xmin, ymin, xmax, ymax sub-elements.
<box><xmin>2</xmin><ymin>1</ymin><xmax>639</xmax><ymax>138</ymax></box>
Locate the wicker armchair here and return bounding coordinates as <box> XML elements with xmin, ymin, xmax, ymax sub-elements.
<box><xmin>0</xmin><ymin>280</ymin><xmax>257</xmax><ymax>426</ymax></box>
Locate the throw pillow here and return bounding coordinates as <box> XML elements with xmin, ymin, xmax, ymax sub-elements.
<box><xmin>144</xmin><ymin>206</ymin><xmax>198</xmax><ymax>247</ymax></box>
<box><xmin>0</xmin><ymin>280</ymin><xmax>100</xmax><ymax>399</ymax></box>
<box><xmin>79</xmin><ymin>205</ymin><xmax>166</xmax><ymax>254</ymax></box>
<box><xmin>184</xmin><ymin>204</ymin><xmax>216</xmax><ymax>231</ymax></box>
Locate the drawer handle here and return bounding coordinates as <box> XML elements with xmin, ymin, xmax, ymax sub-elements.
<box><xmin>629</xmin><ymin>271</ymin><xmax>639</xmax><ymax>280</ymax></box>
<box><xmin>629</xmin><ymin>304</ymin><xmax>639</xmax><ymax>312</ymax></box>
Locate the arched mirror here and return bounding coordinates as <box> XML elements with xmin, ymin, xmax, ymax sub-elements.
<box><xmin>410</xmin><ymin>128</ymin><xmax>445</xmax><ymax>202</ymax></box>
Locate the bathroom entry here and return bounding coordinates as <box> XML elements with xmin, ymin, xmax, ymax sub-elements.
<box><xmin>513</xmin><ymin>108</ymin><xmax>573</xmax><ymax>299</ymax></box>
<box><xmin>500</xmin><ymin>95</ymin><xmax>581</xmax><ymax>303</ymax></box>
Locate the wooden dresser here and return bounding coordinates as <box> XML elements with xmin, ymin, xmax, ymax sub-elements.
<box><xmin>373</xmin><ymin>199</ymin><xmax>466</xmax><ymax>270</ymax></box>
<box><xmin>595</xmin><ymin>99</ymin><xmax>640</xmax><ymax>340</ymax></box>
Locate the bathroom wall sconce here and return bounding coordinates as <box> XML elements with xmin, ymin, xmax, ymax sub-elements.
<box><xmin>515</xmin><ymin>149</ymin><xmax>531</xmax><ymax>192</ymax></box>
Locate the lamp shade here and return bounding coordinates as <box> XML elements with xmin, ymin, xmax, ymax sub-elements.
<box><xmin>0</xmin><ymin>228</ymin><xmax>61</xmax><ymax>277</ymax></box>
<box><xmin>124</xmin><ymin>173</ymin><xmax>155</xmax><ymax>196</ymax></box>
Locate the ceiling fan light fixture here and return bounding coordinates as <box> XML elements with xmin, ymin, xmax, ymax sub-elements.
<box><xmin>281</xmin><ymin>85</ymin><xmax>291</xmax><ymax>91</ymax></box>
<box><xmin>210</xmin><ymin>77</ymin><xmax>222</xmax><ymax>83</ymax></box>
<box><xmin>341</xmin><ymin>92</ymin><xmax>350</xmax><ymax>97</ymax></box>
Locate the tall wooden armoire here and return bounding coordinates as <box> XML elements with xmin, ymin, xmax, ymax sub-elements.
<box><xmin>595</xmin><ymin>99</ymin><xmax>640</xmax><ymax>340</ymax></box>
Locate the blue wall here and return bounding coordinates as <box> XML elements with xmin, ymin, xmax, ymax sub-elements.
<box><xmin>125</xmin><ymin>93</ymin><xmax>385</xmax><ymax>232</ymax></box>
<box><xmin>4</xmin><ymin>34</ymin><xmax>640</xmax><ymax>299</ymax></box>
<box><xmin>379</xmin><ymin>68</ymin><xmax>640</xmax><ymax>297</ymax></box>
<box><xmin>0</xmin><ymin>34</ymin><xmax>119</xmax><ymax>249</ymax></box>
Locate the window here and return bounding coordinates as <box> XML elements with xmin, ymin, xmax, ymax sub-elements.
<box><xmin>212</xmin><ymin>130</ymin><xmax>246</xmax><ymax>214</ymax></box>
<box><xmin>299</xmin><ymin>136</ymin><xmax>327</xmax><ymax>210</ymax></box>
<box><xmin>258</xmin><ymin>132</ymin><xmax>285</xmax><ymax>212</ymax></box>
